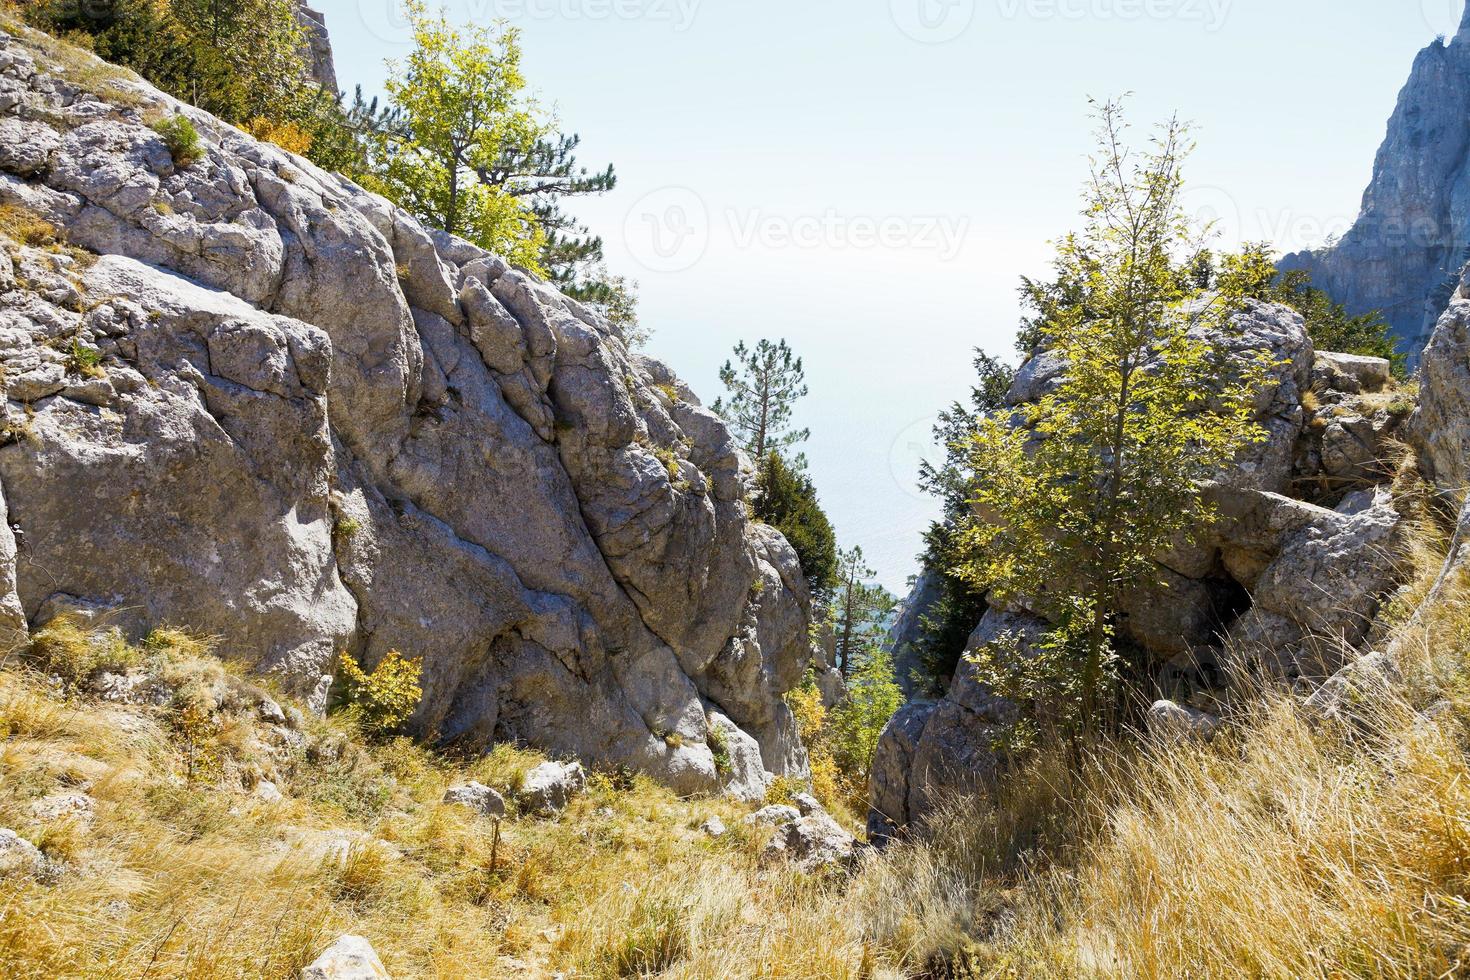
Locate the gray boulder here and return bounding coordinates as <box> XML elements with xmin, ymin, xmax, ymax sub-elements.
<box><xmin>442</xmin><ymin>782</ymin><xmax>506</xmax><ymax>818</ymax></box>
<box><xmin>865</xmin><ymin>700</ymin><xmax>935</xmax><ymax>844</ymax></box>
<box><xmin>517</xmin><ymin>761</ymin><xmax>586</xmax><ymax>816</ymax></box>
<box><xmin>1314</xmin><ymin>351</ymin><xmax>1392</xmax><ymax>394</ymax></box>
<box><xmin>1221</xmin><ymin>491</ymin><xmax>1404</xmax><ymax>681</ymax></box>
<box><xmin>1304</xmin><ymin>651</ymin><xmax>1402</xmax><ymax>723</ymax></box>
<box><xmin>745</xmin><ymin>804</ymin><xmax>800</xmax><ymax>826</ymax></box>
<box><xmin>750</xmin><ymin>799</ymin><xmax>856</xmax><ymax>872</ymax></box>
<box><xmin>708</xmin><ymin>707</ymin><xmax>773</xmax><ymax>804</ymax></box>
<box><xmin>0</xmin><ymin>828</ymin><xmax>44</xmax><ymax>878</ymax></box>
<box><xmin>301</xmin><ymin>935</ymin><xmax>390</xmax><ymax>980</ymax></box>
<box><xmin>1146</xmin><ymin>700</ymin><xmax>1221</xmax><ymax>743</ymax></box>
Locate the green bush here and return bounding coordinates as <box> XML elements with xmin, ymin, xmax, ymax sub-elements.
<box><xmin>152</xmin><ymin>114</ymin><xmax>202</xmax><ymax>168</ymax></box>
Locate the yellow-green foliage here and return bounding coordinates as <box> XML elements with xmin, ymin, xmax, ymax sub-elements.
<box><xmin>956</xmin><ymin>99</ymin><xmax>1271</xmax><ymax>724</ymax></box>
<box><xmin>151</xmin><ymin>113</ymin><xmax>202</xmax><ymax>168</ymax></box>
<box><xmin>335</xmin><ymin>650</ymin><xmax>423</xmax><ymax>738</ymax></box>
<box><xmin>652</xmin><ymin>444</ymin><xmax>682</xmax><ymax>481</ymax></box>
<box><xmin>365</xmin><ymin>0</ymin><xmax>549</xmax><ymax>273</ymax></box>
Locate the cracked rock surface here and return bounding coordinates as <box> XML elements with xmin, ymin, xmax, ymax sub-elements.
<box><xmin>0</xmin><ymin>28</ymin><xmax>811</xmax><ymax>794</ymax></box>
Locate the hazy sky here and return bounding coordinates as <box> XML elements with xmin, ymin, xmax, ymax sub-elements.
<box><xmin>318</xmin><ymin>0</ymin><xmax>1456</xmax><ymax>593</ymax></box>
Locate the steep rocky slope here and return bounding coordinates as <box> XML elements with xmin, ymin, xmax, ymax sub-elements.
<box><xmin>871</xmin><ymin>302</ymin><xmax>1418</xmax><ymax>839</ymax></box>
<box><xmin>0</xmin><ymin>25</ymin><xmax>813</xmax><ymax>796</ymax></box>
<box><xmin>1280</xmin><ymin>1</ymin><xmax>1470</xmax><ymax>356</ymax></box>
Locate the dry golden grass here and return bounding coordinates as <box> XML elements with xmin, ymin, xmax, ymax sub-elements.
<box><xmin>10</xmin><ymin>518</ymin><xmax>1470</xmax><ymax>978</ymax></box>
<box><xmin>0</xmin><ymin>629</ymin><xmax>880</xmax><ymax>978</ymax></box>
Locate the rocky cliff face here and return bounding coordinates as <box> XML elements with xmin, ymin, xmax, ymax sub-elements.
<box><xmin>869</xmin><ymin>302</ymin><xmax>1415</xmax><ymax>841</ymax></box>
<box><xmin>294</xmin><ymin>3</ymin><xmax>337</xmax><ymax>94</ymax></box>
<box><xmin>1280</xmin><ymin>2</ymin><xmax>1470</xmax><ymax>357</ymax></box>
<box><xmin>0</xmin><ymin>26</ymin><xmax>813</xmax><ymax>797</ymax></box>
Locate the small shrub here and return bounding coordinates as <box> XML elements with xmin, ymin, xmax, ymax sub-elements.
<box><xmin>142</xmin><ymin>626</ymin><xmax>216</xmax><ymax>663</ymax></box>
<box><xmin>243</xmin><ymin>116</ymin><xmax>313</xmax><ymax>156</ymax></box>
<box><xmin>334</xmin><ymin>514</ymin><xmax>362</xmax><ymax>539</ymax></box>
<box><xmin>23</xmin><ymin>620</ymin><xmax>140</xmax><ymax>690</ymax></box>
<box><xmin>335</xmin><ymin>650</ymin><xmax>423</xmax><ymax>739</ymax></box>
<box><xmin>64</xmin><ymin>339</ymin><xmax>104</xmax><ymax>379</ymax></box>
<box><xmin>707</xmin><ymin>724</ymin><xmax>731</xmax><ymax>775</ymax></box>
<box><xmin>169</xmin><ymin>680</ymin><xmax>222</xmax><ymax>784</ymax></box>
<box><xmin>151</xmin><ymin>114</ymin><xmax>202</xmax><ymax>168</ymax></box>
<box><xmin>652</xmin><ymin>445</ymin><xmax>681</xmax><ymax>481</ymax></box>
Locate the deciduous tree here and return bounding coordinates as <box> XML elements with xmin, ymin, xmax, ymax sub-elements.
<box><xmin>955</xmin><ymin>99</ymin><xmax>1268</xmax><ymax>729</ymax></box>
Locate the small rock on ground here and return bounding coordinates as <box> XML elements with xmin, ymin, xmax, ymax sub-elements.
<box><xmin>301</xmin><ymin>934</ymin><xmax>390</xmax><ymax>979</ymax></box>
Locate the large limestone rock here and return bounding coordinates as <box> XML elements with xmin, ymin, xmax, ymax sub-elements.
<box><xmin>865</xmin><ymin>699</ymin><xmax>935</xmax><ymax>844</ymax></box>
<box><xmin>1220</xmin><ymin>489</ymin><xmax>1404</xmax><ymax>681</ymax></box>
<box><xmin>0</xmin><ymin>29</ymin><xmax>812</xmax><ymax>794</ymax></box>
<box><xmin>1413</xmin><ymin>265</ymin><xmax>1470</xmax><ymax>499</ymax></box>
<box><xmin>1280</xmin><ymin>1</ymin><xmax>1470</xmax><ymax>358</ymax></box>
<box><xmin>884</xmin><ymin>569</ymin><xmax>944</xmax><ymax>700</ymax></box>
<box><xmin>293</xmin><ymin>4</ymin><xmax>337</xmax><ymax>93</ymax></box>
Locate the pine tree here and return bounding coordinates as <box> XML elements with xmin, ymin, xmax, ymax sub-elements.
<box><xmin>712</xmin><ymin>339</ymin><xmax>810</xmax><ymax>464</ymax></box>
<box><xmin>755</xmin><ymin>452</ymin><xmax>839</xmax><ymax>601</ymax></box>
<box><xmin>832</xmin><ymin>547</ymin><xmax>896</xmax><ymax>677</ymax></box>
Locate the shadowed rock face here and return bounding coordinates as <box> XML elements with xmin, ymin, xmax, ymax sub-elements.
<box><xmin>0</xmin><ymin>29</ymin><xmax>812</xmax><ymax>795</ymax></box>
<box><xmin>1280</xmin><ymin>1</ymin><xmax>1470</xmax><ymax>358</ymax></box>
